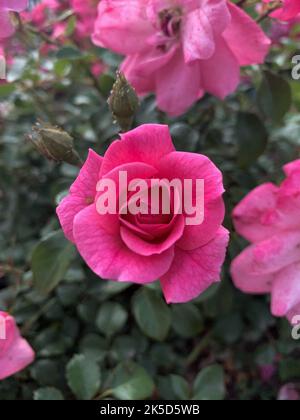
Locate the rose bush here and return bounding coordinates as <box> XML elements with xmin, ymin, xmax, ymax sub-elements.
<box><xmin>0</xmin><ymin>0</ymin><xmax>300</xmax><ymax>401</ymax></box>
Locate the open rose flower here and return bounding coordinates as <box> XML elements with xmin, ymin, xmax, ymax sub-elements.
<box><xmin>231</xmin><ymin>160</ymin><xmax>300</xmax><ymax>322</ymax></box>
<box><xmin>92</xmin><ymin>0</ymin><xmax>270</xmax><ymax>116</ymax></box>
<box><xmin>263</xmin><ymin>0</ymin><xmax>300</xmax><ymax>21</ymax></box>
<box><xmin>0</xmin><ymin>0</ymin><xmax>28</xmax><ymax>39</ymax></box>
<box><xmin>57</xmin><ymin>124</ymin><xmax>229</xmax><ymax>303</ymax></box>
<box><xmin>0</xmin><ymin>311</ymin><xmax>35</xmax><ymax>380</ymax></box>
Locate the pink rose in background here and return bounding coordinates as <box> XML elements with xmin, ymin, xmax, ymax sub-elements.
<box><xmin>92</xmin><ymin>0</ymin><xmax>270</xmax><ymax>116</ymax></box>
<box><xmin>21</xmin><ymin>0</ymin><xmax>59</xmax><ymax>30</ymax></box>
<box><xmin>231</xmin><ymin>160</ymin><xmax>300</xmax><ymax>322</ymax></box>
<box><xmin>57</xmin><ymin>124</ymin><xmax>229</xmax><ymax>303</ymax></box>
<box><xmin>70</xmin><ymin>0</ymin><xmax>99</xmax><ymax>38</ymax></box>
<box><xmin>264</xmin><ymin>0</ymin><xmax>300</xmax><ymax>21</ymax></box>
<box><xmin>0</xmin><ymin>311</ymin><xmax>35</xmax><ymax>380</ymax></box>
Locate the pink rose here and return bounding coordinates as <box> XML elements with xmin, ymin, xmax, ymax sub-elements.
<box><xmin>264</xmin><ymin>0</ymin><xmax>300</xmax><ymax>21</ymax></box>
<box><xmin>57</xmin><ymin>124</ymin><xmax>229</xmax><ymax>303</ymax></box>
<box><xmin>0</xmin><ymin>0</ymin><xmax>28</xmax><ymax>39</ymax></box>
<box><xmin>231</xmin><ymin>160</ymin><xmax>300</xmax><ymax>322</ymax></box>
<box><xmin>92</xmin><ymin>0</ymin><xmax>270</xmax><ymax>116</ymax></box>
<box><xmin>0</xmin><ymin>311</ymin><xmax>35</xmax><ymax>380</ymax></box>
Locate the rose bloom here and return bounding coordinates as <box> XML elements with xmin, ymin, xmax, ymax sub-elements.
<box><xmin>92</xmin><ymin>0</ymin><xmax>270</xmax><ymax>116</ymax></box>
<box><xmin>0</xmin><ymin>311</ymin><xmax>35</xmax><ymax>380</ymax></box>
<box><xmin>57</xmin><ymin>124</ymin><xmax>229</xmax><ymax>303</ymax></box>
<box><xmin>263</xmin><ymin>0</ymin><xmax>300</xmax><ymax>21</ymax></box>
<box><xmin>231</xmin><ymin>160</ymin><xmax>300</xmax><ymax>322</ymax></box>
<box><xmin>0</xmin><ymin>0</ymin><xmax>28</xmax><ymax>39</ymax></box>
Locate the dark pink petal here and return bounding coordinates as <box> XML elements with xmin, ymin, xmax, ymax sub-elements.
<box><xmin>157</xmin><ymin>151</ymin><xmax>225</xmax><ymax>250</ymax></box>
<box><xmin>57</xmin><ymin>149</ymin><xmax>103</xmax><ymax>242</ymax></box>
<box><xmin>73</xmin><ymin>205</ymin><xmax>174</xmax><ymax>284</ymax></box>
<box><xmin>100</xmin><ymin>124</ymin><xmax>175</xmax><ymax>176</ymax></box>
<box><xmin>160</xmin><ymin>227</ymin><xmax>229</xmax><ymax>303</ymax></box>
<box><xmin>96</xmin><ymin>162</ymin><xmax>158</xmax><ymax>235</ymax></box>
<box><xmin>120</xmin><ymin>214</ymin><xmax>185</xmax><ymax>256</ymax></box>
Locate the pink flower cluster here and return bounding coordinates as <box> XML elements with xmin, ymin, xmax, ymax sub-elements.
<box><xmin>231</xmin><ymin>160</ymin><xmax>300</xmax><ymax>322</ymax></box>
<box><xmin>264</xmin><ymin>0</ymin><xmax>300</xmax><ymax>21</ymax></box>
<box><xmin>0</xmin><ymin>311</ymin><xmax>34</xmax><ymax>381</ymax></box>
<box><xmin>92</xmin><ymin>0</ymin><xmax>270</xmax><ymax>116</ymax></box>
<box><xmin>23</xmin><ymin>0</ymin><xmax>99</xmax><ymax>43</ymax></box>
<box><xmin>57</xmin><ymin>124</ymin><xmax>229</xmax><ymax>304</ymax></box>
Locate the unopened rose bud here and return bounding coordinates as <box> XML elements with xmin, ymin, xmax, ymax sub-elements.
<box><xmin>28</xmin><ymin>122</ymin><xmax>82</xmax><ymax>167</ymax></box>
<box><xmin>108</xmin><ymin>72</ymin><xmax>139</xmax><ymax>132</ymax></box>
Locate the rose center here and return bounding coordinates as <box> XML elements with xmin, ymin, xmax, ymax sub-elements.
<box><xmin>159</xmin><ymin>7</ymin><xmax>182</xmax><ymax>38</ymax></box>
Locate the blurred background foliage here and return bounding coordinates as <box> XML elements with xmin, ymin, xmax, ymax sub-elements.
<box><xmin>1</xmin><ymin>1</ymin><xmax>300</xmax><ymax>400</ymax></box>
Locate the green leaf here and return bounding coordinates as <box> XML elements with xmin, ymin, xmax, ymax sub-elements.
<box><xmin>193</xmin><ymin>365</ymin><xmax>225</xmax><ymax>400</ymax></box>
<box><xmin>34</xmin><ymin>387</ymin><xmax>64</xmax><ymax>401</ymax></box>
<box><xmin>96</xmin><ymin>302</ymin><xmax>128</xmax><ymax>337</ymax></box>
<box><xmin>112</xmin><ymin>361</ymin><xmax>154</xmax><ymax>400</ymax></box>
<box><xmin>257</xmin><ymin>71</ymin><xmax>292</xmax><ymax>123</ymax></box>
<box><xmin>172</xmin><ymin>303</ymin><xmax>204</xmax><ymax>338</ymax></box>
<box><xmin>236</xmin><ymin>112</ymin><xmax>268</xmax><ymax>168</ymax></box>
<box><xmin>66</xmin><ymin>354</ymin><xmax>101</xmax><ymax>400</ymax></box>
<box><xmin>79</xmin><ymin>334</ymin><xmax>107</xmax><ymax>363</ymax></box>
<box><xmin>132</xmin><ymin>288</ymin><xmax>171</xmax><ymax>341</ymax></box>
<box><xmin>31</xmin><ymin>231</ymin><xmax>76</xmax><ymax>294</ymax></box>
<box><xmin>0</xmin><ymin>83</ymin><xmax>16</xmax><ymax>97</ymax></box>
